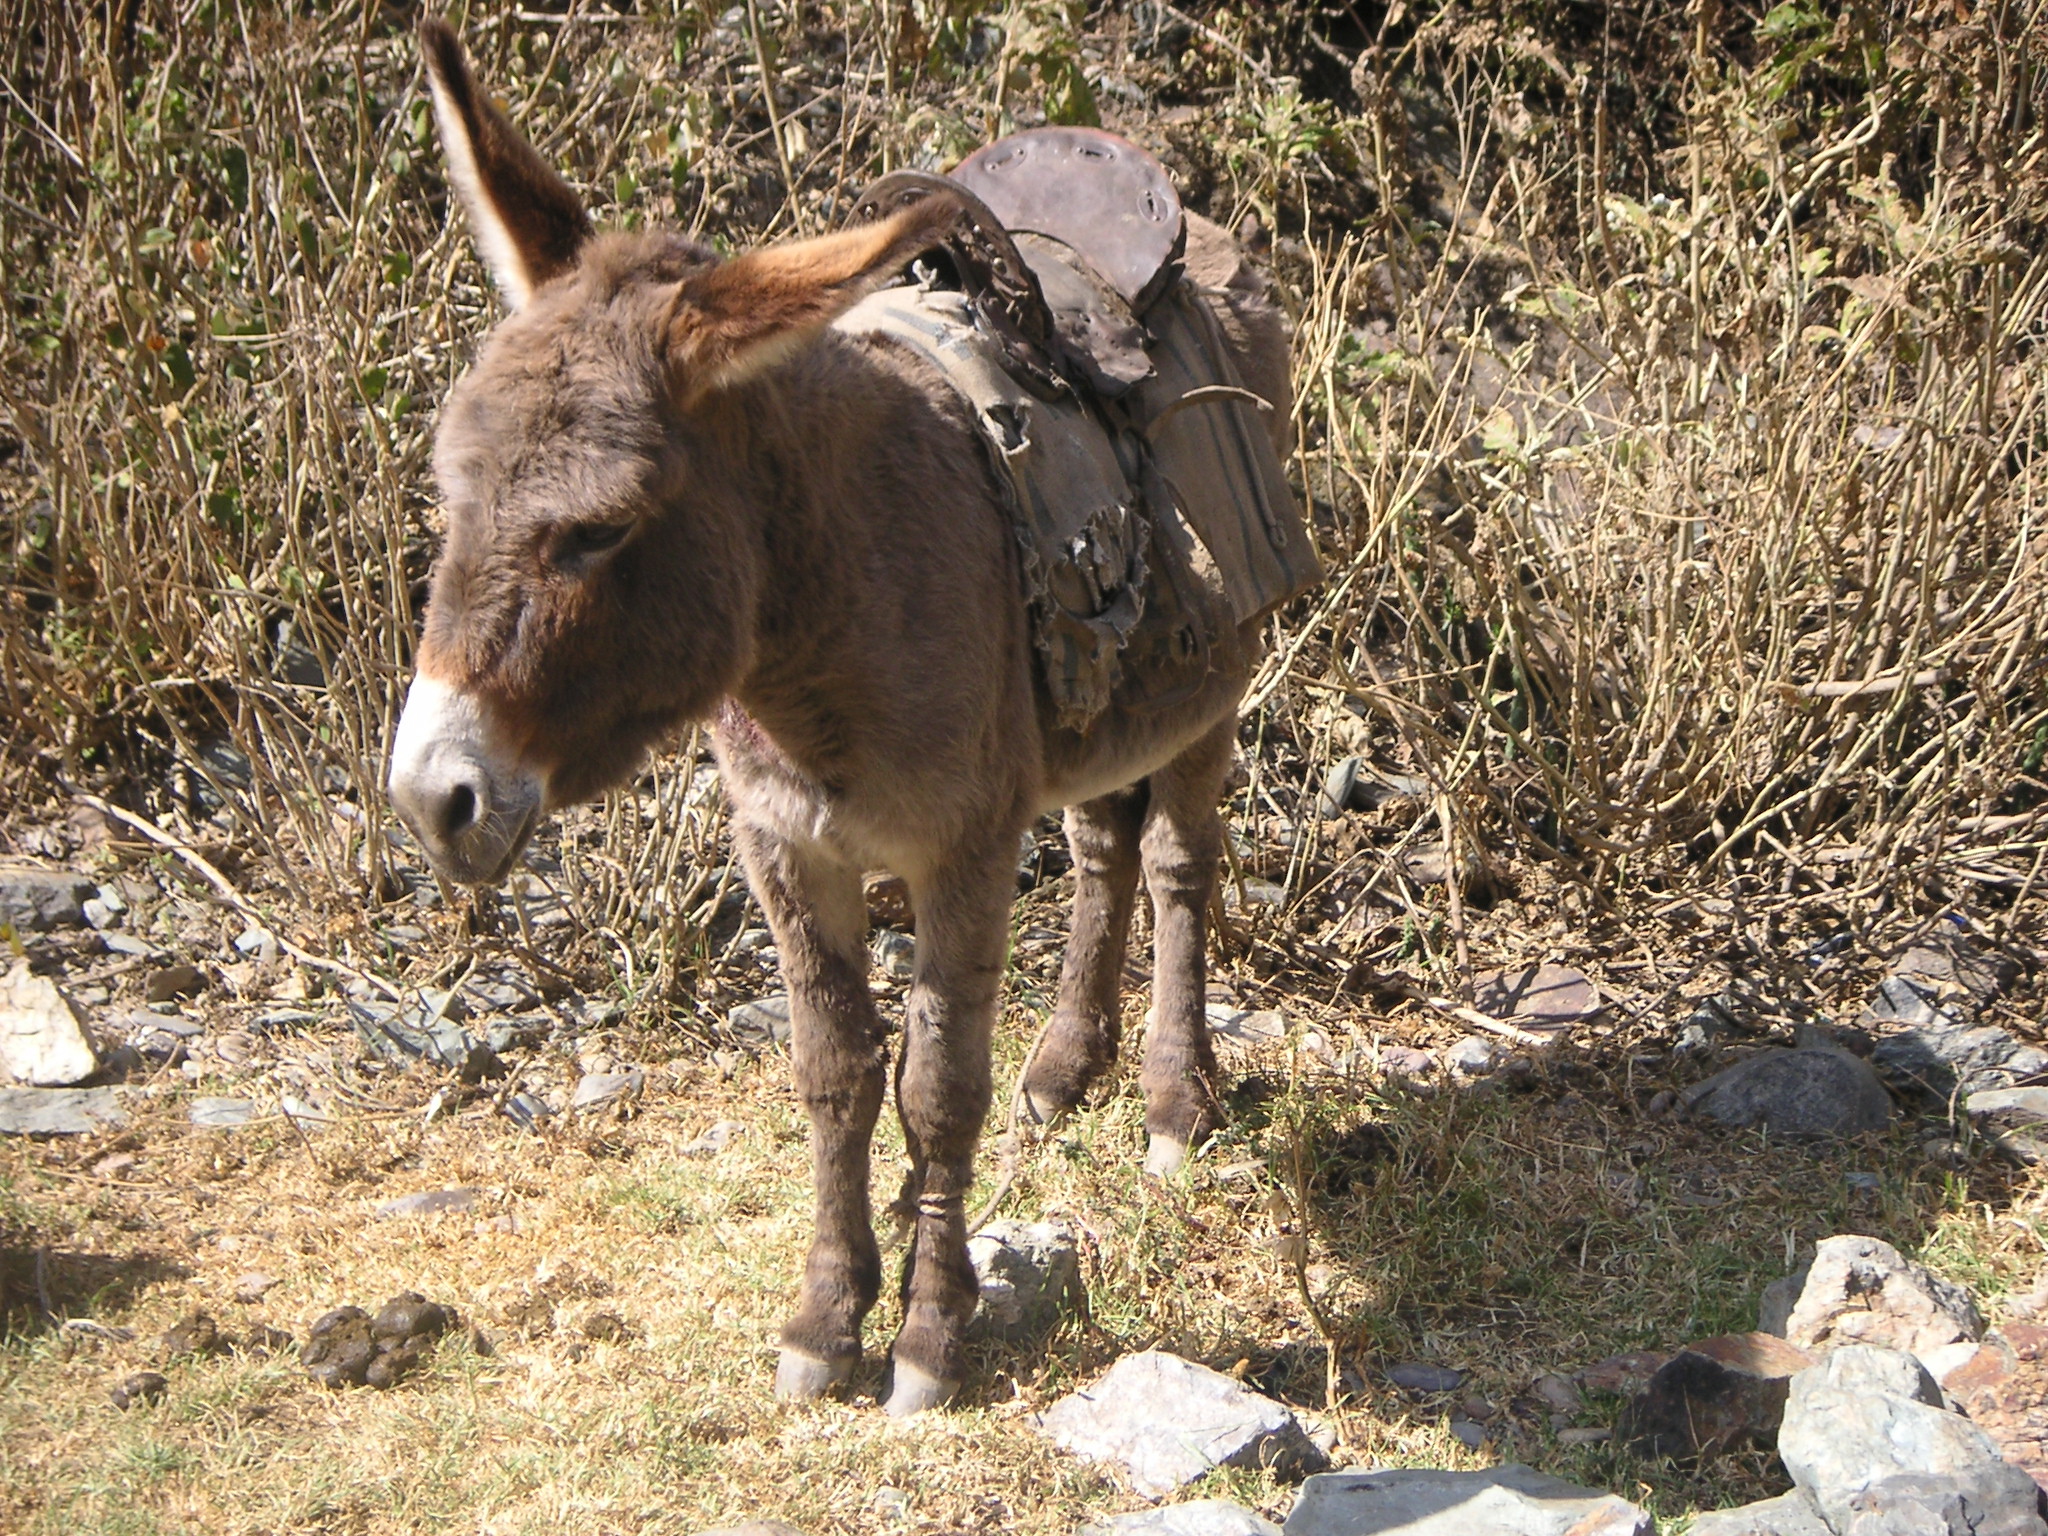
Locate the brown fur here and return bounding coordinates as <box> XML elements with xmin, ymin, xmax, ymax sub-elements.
<box><xmin>397</xmin><ymin>22</ymin><xmax>1291</xmax><ymax>1411</ymax></box>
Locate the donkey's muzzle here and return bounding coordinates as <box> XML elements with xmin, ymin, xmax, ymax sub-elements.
<box><xmin>388</xmin><ymin>675</ymin><xmax>543</xmax><ymax>885</ymax></box>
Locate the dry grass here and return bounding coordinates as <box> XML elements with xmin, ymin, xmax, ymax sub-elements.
<box><xmin>6</xmin><ymin>0</ymin><xmax>2048</xmax><ymax>1532</ymax></box>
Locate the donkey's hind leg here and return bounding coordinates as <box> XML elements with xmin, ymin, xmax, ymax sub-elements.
<box><xmin>734</xmin><ymin>823</ymin><xmax>889</xmax><ymax>1401</ymax></box>
<box><xmin>885</xmin><ymin>832</ymin><xmax>1016</xmax><ymax>1415</ymax></box>
<box><xmin>1137</xmin><ymin>716</ymin><xmax>1235</xmax><ymax>1174</ymax></box>
<box><xmin>1018</xmin><ymin>786</ymin><xmax>1147</xmax><ymax>1125</ymax></box>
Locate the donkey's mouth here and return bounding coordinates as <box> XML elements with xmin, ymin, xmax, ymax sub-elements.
<box><xmin>472</xmin><ymin>804</ymin><xmax>540</xmax><ymax>886</ymax></box>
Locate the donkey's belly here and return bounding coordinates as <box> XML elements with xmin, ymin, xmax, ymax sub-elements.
<box><xmin>1035</xmin><ymin>619</ymin><xmax>1259</xmax><ymax>813</ymax></box>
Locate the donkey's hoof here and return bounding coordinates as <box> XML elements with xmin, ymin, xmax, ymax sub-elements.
<box><xmin>883</xmin><ymin>1360</ymin><xmax>958</xmax><ymax>1417</ymax></box>
<box><xmin>1144</xmin><ymin>1133</ymin><xmax>1190</xmax><ymax>1176</ymax></box>
<box><xmin>1019</xmin><ymin>1087</ymin><xmax>1069</xmax><ymax>1128</ymax></box>
<box><xmin>775</xmin><ymin>1348</ymin><xmax>855</xmax><ymax>1401</ymax></box>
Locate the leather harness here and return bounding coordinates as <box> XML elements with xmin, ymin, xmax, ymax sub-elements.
<box><xmin>835</xmin><ymin>128</ymin><xmax>1321</xmax><ymax>732</ymax></box>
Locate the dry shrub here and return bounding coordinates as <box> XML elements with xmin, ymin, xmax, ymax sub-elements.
<box><xmin>0</xmin><ymin>0</ymin><xmax>2043</xmax><ymax>994</ymax></box>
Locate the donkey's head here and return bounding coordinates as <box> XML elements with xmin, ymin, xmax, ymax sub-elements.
<box><xmin>389</xmin><ymin>21</ymin><xmax>958</xmax><ymax>883</ymax></box>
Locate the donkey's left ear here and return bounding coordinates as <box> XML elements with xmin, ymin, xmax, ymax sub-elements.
<box><xmin>420</xmin><ymin>19</ymin><xmax>592</xmax><ymax>309</ymax></box>
<box><xmin>666</xmin><ymin>194</ymin><xmax>962</xmax><ymax>402</ymax></box>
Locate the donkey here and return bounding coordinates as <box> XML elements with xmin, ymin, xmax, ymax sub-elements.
<box><xmin>388</xmin><ymin>20</ymin><xmax>1294</xmax><ymax>1415</ymax></box>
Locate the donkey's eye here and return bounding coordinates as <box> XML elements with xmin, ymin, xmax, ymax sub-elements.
<box><xmin>565</xmin><ymin>521</ymin><xmax>631</xmax><ymax>557</ymax></box>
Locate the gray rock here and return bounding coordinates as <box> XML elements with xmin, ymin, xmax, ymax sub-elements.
<box><xmin>1681</xmin><ymin>1046</ymin><xmax>1892</xmax><ymax>1137</ymax></box>
<box><xmin>1080</xmin><ymin>1499</ymin><xmax>1282</xmax><ymax>1536</ymax></box>
<box><xmin>1</xmin><ymin>963</ymin><xmax>99</xmax><ymax>1086</ymax></box>
<box><xmin>1445</xmin><ymin>1037</ymin><xmax>1498</xmax><ymax>1076</ymax></box>
<box><xmin>376</xmin><ymin>1187</ymin><xmax>478</xmax><ymax>1219</ymax></box>
<box><xmin>1814</xmin><ymin>1342</ymin><xmax>1944</xmax><ymax>1405</ymax></box>
<box><xmin>190</xmin><ymin>1096</ymin><xmax>259</xmax><ymax>1128</ymax></box>
<box><xmin>968</xmin><ymin>1219</ymin><xmax>1079</xmax><ymax>1335</ymax></box>
<box><xmin>730</xmin><ymin>995</ymin><xmax>792</xmax><ymax>1049</ymax></box>
<box><xmin>570</xmin><ymin>1069</ymin><xmax>645</xmax><ymax>1112</ymax></box>
<box><xmin>0</xmin><ymin>1085</ymin><xmax>126</xmax><ymax>1135</ymax></box>
<box><xmin>680</xmin><ymin>1119</ymin><xmax>742</xmax><ymax>1156</ymax></box>
<box><xmin>1386</xmin><ymin>1362</ymin><xmax>1465</xmax><ymax>1394</ymax></box>
<box><xmin>1866</xmin><ymin>945</ymin><xmax>2045</xmax><ymax>1099</ymax></box>
<box><xmin>1760</xmin><ymin>1266</ymin><xmax>1812</xmax><ymax>1337</ymax></box>
<box><xmin>1839</xmin><ymin>1469</ymin><xmax>2047</xmax><ymax>1536</ymax></box>
<box><xmin>0</xmin><ymin>865</ymin><xmax>95</xmax><ymax>930</ymax></box>
<box><xmin>82</xmin><ymin>897</ymin><xmax>118</xmax><ymax>930</ymax></box>
<box><xmin>1687</xmin><ymin>1490</ymin><xmax>1834</xmax><ymax>1536</ymax></box>
<box><xmin>1207</xmin><ymin>1004</ymin><xmax>1289</xmax><ymax>1054</ymax></box>
<box><xmin>1779</xmin><ymin>1346</ymin><xmax>2044</xmax><ymax>1535</ymax></box>
<box><xmin>349</xmin><ymin>999</ymin><xmax>504</xmax><ymax>1084</ymax></box>
<box><xmin>1282</xmin><ymin>1467</ymin><xmax>1652</xmax><ymax>1536</ymax></box>
<box><xmin>1784</xmin><ymin>1235</ymin><xmax>1982</xmax><ymax>1356</ymax></box>
<box><xmin>1965</xmin><ymin>1087</ymin><xmax>2048</xmax><ymax>1164</ymax></box>
<box><xmin>872</xmin><ymin>931</ymin><xmax>915</xmax><ymax>981</ymax></box>
<box><xmin>1037</xmin><ymin>1350</ymin><xmax>1330</xmax><ymax>1499</ymax></box>
<box><xmin>145</xmin><ymin>964</ymin><xmax>206</xmax><ymax>1003</ymax></box>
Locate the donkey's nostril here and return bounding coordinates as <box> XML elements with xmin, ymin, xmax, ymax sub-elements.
<box><xmin>442</xmin><ymin>782</ymin><xmax>480</xmax><ymax>840</ymax></box>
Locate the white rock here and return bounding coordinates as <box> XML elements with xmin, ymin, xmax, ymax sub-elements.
<box><xmin>1</xmin><ymin>962</ymin><xmax>100</xmax><ymax>1086</ymax></box>
<box><xmin>1081</xmin><ymin>1499</ymin><xmax>1281</xmax><ymax>1535</ymax></box>
<box><xmin>1783</xmin><ymin>1234</ymin><xmax>1981</xmax><ymax>1356</ymax></box>
<box><xmin>968</xmin><ymin>1219</ymin><xmax>1078</xmax><ymax>1334</ymax></box>
<box><xmin>0</xmin><ymin>1085</ymin><xmax>127</xmax><ymax>1135</ymax></box>
<box><xmin>1686</xmin><ymin>1490</ymin><xmax>1833</xmax><ymax>1536</ymax></box>
<box><xmin>1037</xmin><ymin>1350</ymin><xmax>1328</xmax><ymax>1499</ymax></box>
<box><xmin>1282</xmin><ymin>1467</ymin><xmax>1652</xmax><ymax>1535</ymax></box>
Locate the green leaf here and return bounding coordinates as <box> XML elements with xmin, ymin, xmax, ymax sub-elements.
<box><xmin>357</xmin><ymin>365</ymin><xmax>388</xmax><ymax>403</ymax></box>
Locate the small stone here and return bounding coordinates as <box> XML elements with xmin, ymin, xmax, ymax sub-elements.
<box><xmin>1531</xmin><ymin>1373</ymin><xmax>1581</xmax><ymax>1414</ymax></box>
<box><xmin>1</xmin><ymin>963</ymin><xmax>100</xmax><ymax>1086</ymax></box>
<box><xmin>504</xmin><ymin>1093</ymin><xmax>552</xmax><ymax>1133</ymax></box>
<box><xmin>190</xmin><ymin>1096</ymin><xmax>258</xmax><ymax>1128</ymax></box>
<box><xmin>0</xmin><ymin>865</ymin><xmax>95</xmax><ymax>930</ymax></box>
<box><xmin>0</xmin><ymin>1085</ymin><xmax>127</xmax><ymax>1135</ymax></box>
<box><xmin>232</xmin><ymin>1272</ymin><xmax>278</xmax><ymax>1304</ymax></box>
<box><xmin>680</xmin><ymin>1119</ymin><xmax>742</xmax><ymax>1156</ymax></box>
<box><xmin>1377</xmin><ymin>1045</ymin><xmax>1434</xmax><ymax>1082</ymax></box>
<box><xmin>1207</xmin><ymin>1004</ymin><xmax>1288</xmax><ymax>1054</ymax></box>
<box><xmin>1037</xmin><ymin>1350</ymin><xmax>1329</xmax><ymax>1499</ymax></box>
<box><xmin>110</xmin><ymin>1371</ymin><xmax>168</xmax><ymax>1409</ymax></box>
<box><xmin>1687</xmin><ymin>1490</ymin><xmax>1834</xmax><ymax>1536</ymax></box>
<box><xmin>161</xmin><ymin>1310</ymin><xmax>224</xmax><ymax>1357</ymax></box>
<box><xmin>1783</xmin><ymin>1234</ymin><xmax>1982</xmax><ymax>1356</ymax></box>
<box><xmin>569</xmin><ymin>1069</ymin><xmax>645</xmax><ymax>1113</ymax></box>
<box><xmin>871</xmin><ymin>930</ymin><xmax>915</xmax><ymax>980</ymax></box>
<box><xmin>82</xmin><ymin>898</ymin><xmax>117</xmax><ymax>930</ymax></box>
<box><xmin>729</xmin><ymin>995</ymin><xmax>791</xmax><ymax>1050</ymax></box>
<box><xmin>1386</xmin><ymin>1361</ymin><xmax>1465</xmax><ymax>1393</ymax></box>
<box><xmin>968</xmin><ymin>1219</ymin><xmax>1079</xmax><ymax>1336</ymax></box>
<box><xmin>1681</xmin><ymin>1046</ymin><xmax>1892</xmax><ymax>1137</ymax></box>
<box><xmin>1577</xmin><ymin>1351</ymin><xmax>1670</xmax><ymax>1396</ymax></box>
<box><xmin>1555</xmin><ymin>1426</ymin><xmax>1612</xmax><ymax>1446</ymax></box>
<box><xmin>1081</xmin><ymin>1498</ymin><xmax>1282</xmax><ymax>1536</ymax></box>
<box><xmin>1449</xmin><ymin>1416</ymin><xmax>1485</xmax><ymax>1449</ymax></box>
<box><xmin>1446</xmin><ymin>1036</ymin><xmax>1498</xmax><ymax>1077</ymax></box>
<box><xmin>1473</xmin><ymin>963</ymin><xmax>1602</xmax><ymax>1032</ymax></box>
<box><xmin>1618</xmin><ymin>1332</ymin><xmax>1816</xmax><ymax>1458</ymax></box>
<box><xmin>145</xmin><ymin>964</ymin><xmax>206</xmax><ymax>1003</ymax></box>
<box><xmin>1964</xmin><ymin>1087</ymin><xmax>2048</xmax><ymax>1164</ymax></box>
<box><xmin>233</xmin><ymin>925</ymin><xmax>279</xmax><ymax>963</ymax></box>
<box><xmin>376</xmin><ymin>1187</ymin><xmax>478</xmax><ymax>1219</ymax></box>
<box><xmin>1282</xmin><ymin>1467</ymin><xmax>1651</xmax><ymax>1536</ymax></box>
<box><xmin>1319</xmin><ymin>756</ymin><xmax>1363</xmax><ymax>818</ymax></box>
<box><xmin>102</xmin><ymin>932</ymin><xmax>159</xmax><ymax>959</ymax></box>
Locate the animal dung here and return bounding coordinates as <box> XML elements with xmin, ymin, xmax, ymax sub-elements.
<box><xmin>301</xmin><ymin>1291</ymin><xmax>456</xmax><ymax>1390</ymax></box>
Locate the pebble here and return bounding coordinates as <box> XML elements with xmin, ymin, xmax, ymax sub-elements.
<box><xmin>109</xmin><ymin>1371</ymin><xmax>168</xmax><ymax>1409</ymax></box>
<box><xmin>968</xmin><ymin>1218</ymin><xmax>1079</xmax><ymax>1336</ymax></box>
<box><xmin>872</xmin><ymin>931</ymin><xmax>915</xmax><ymax>980</ymax></box>
<box><xmin>680</xmin><ymin>1119</ymin><xmax>742</xmax><ymax>1156</ymax></box>
<box><xmin>1079</xmin><ymin>1498</ymin><xmax>1281</xmax><ymax>1535</ymax></box>
<box><xmin>102</xmin><ymin>933</ymin><xmax>158</xmax><ymax>959</ymax></box>
<box><xmin>376</xmin><ymin>1187</ymin><xmax>479</xmax><ymax>1219</ymax></box>
<box><xmin>232</xmin><ymin>1272</ymin><xmax>279</xmax><ymax>1304</ymax></box>
<box><xmin>0</xmin><ymin>865</ymin><xmax>95</xmax><ymax>930</ymax></box>
<box><xmin>190</xmin><ymin>1096</ymin><xmax>259</xmax><ymax>1128</ymax></box>
<box><xmin>1681</xmin><ymin>1045</ymin><xmax>1893</xmax><ymax>1138</ymax></box>
<box><xmin>570</xmin><ymin>1069</ymin><xmax>645</xmax><ymax>1113</ymax></box>
<box><xmin>145</xmin><ymin>964</ymin><xmax>206</xmax><ymax>1003</ymax></box>
<box><xmin>1445</xmin><ymin>1036</ymin><xmax>1498</xmax><ymax>1077</ymax></box>
<box><xmin>1286</xmin><ymin>1467</ymin><xmax>1650</xmax><ymax>1536</ymax></box>
<box><xmin>1386</xmin><ymin>1361</ymin><xmax>1465</xmax><ymax>1393</ymax></box>
<box><xmin>729</xmin><ymin>995</ymin><xmax>792</xmax><ymax>1050</ymax></box>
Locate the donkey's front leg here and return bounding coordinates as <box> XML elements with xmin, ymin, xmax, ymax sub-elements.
<box><xmin>734</xmin><ymin>823</ymin><xmax>890</xmax><ymax>1401</ymax></box>
<box><xmin>885</xmin><ymin>835</ymin><xmax>1016</xmax><ymax>1415</ymax></box>
<box><xmin>1138</xmin><ymin>717</ymin><xmax>1236</xmax><ymax>1175</ymax></box>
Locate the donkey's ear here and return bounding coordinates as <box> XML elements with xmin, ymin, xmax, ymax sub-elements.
<box><xmin>667</xmin><ymin>195</ymin><xmax>963</xmax><ymax>401</ymax></box>
<box><xmin>420</xmin><ymin>19</ymin><xmax>592</xmax><ymax>309</ymax></box>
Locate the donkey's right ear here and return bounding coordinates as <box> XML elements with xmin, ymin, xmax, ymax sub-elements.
<box><xmin>419</xmin><ymin>19</ymin><xmax>591</xmax><ymax>309</ymax></box>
